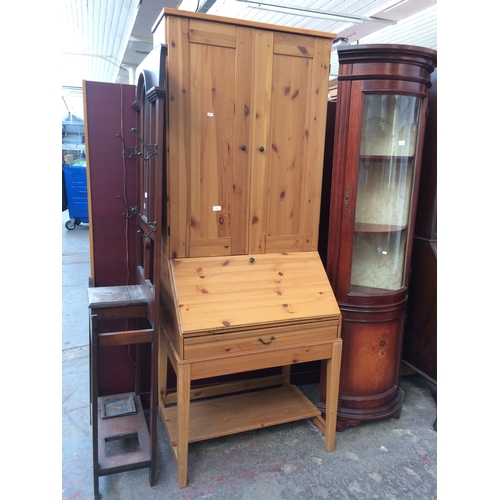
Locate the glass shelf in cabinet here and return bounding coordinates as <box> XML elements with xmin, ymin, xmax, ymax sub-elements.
<box><xmin>354</xmin><ymin>223</ymin><xmax>407</xmax><ymax>234</ymax></box>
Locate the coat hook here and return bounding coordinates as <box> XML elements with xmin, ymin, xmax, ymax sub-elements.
<box><xmin>118</xmin><ymin>196</ymin><xmax>139</xmax><ymax>219</ymax></box>
<box><xmin>118</xmin><ymin>196</ymin><xmax>156</xmax><ymax>238</ymax></box>
<box><xmin>131</xmin><ymin>128</ymin><xmax>157</xmax><ymax>161</ymax></box>
<box><xmin>116</xmin><ymin>134</ymin><xmax>139</xmax><ymax>159</ymax></box>
<box><xmin>137</xmin><ymin>220</ymin><xmax>156</xmax><ymax>238</ymax></box>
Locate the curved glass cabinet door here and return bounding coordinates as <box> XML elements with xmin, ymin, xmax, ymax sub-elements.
<box><xmin>350</xmin><ymin>94</ymin><xmax>423</xmax><ymax>293</ymax></box>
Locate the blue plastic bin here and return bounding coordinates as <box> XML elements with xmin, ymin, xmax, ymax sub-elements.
<box><xmin>63</xmin><ymin>164</ymin><xmax>89</xmax><ymax>229</ymax></box>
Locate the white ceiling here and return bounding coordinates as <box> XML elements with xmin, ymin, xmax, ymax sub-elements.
<box><xmin>61</xmin><ymin>0</ymin><xmax>437</xmax><ymax>107</ymax></box>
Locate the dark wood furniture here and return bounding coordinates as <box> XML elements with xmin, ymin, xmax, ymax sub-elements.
<box><xmin>402</xmin><ymin>68</ymin><xmax>437</xmax><ymax>414</ymax></box>
<box><xmin>322</xmin><ymin>45</ymin><xmax>437</xmax><ymax>430</ymax></box>
<box><xmin>88</xmin><ymin>285</ymin><xmax>155</xmax><ymax>500</ymax></box>
<box><xmin>84</xmin><ymin>81</ymin><xmax>142</xmax><ymax>398</ymax></box>
<box><xmin>318</xmin><ymin>100</ymin><xmax>337</xmax><ymax>267</ymax></box>
<box><xmin>84</xmin><ymin>82</ymin><xmax>138</xmax><ymax>288</ymax></box>
<box><xmin>84</xmin><ymin>44</ymin><xmax>167</xmax><ymax>497</ymax></box>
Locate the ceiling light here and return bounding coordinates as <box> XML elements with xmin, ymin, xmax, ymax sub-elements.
<box><xmin>246</xmin><ymin>3</ymin><xmax>362</xmax><ymax>23</ymax></box>
<box><xmin>238</xmin><ymin>0</ymin><xmax>397</xmax><ymax>25</ymax></box>
<box><xmin>129</xmin><ymin>36</ymin><xmax>153</xmax><ymax>44</ymax></box>
<box><xmin>382</xmin><ymin>0</ymin><xmax>408</xmax><ymax>13</ymax></box>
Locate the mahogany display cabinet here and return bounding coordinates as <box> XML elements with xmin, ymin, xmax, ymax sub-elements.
<box><xmin>322</xmin><ymin>44</ymin><xmax>437</xmax><ymax>430</ymax></box>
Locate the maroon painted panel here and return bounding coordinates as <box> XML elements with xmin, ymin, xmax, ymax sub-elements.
<box><xmin>84</xmin><ymin>81</ymin><xmax>142</xmax><ymax>395</ymax></box>
<box><xmin>84</xmin><ymin>81</ymin><xmax>138</xmax><ymax>288</ymax></box>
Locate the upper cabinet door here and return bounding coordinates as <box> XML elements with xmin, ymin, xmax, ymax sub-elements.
<box><xmin>350</xmin><ymin>92</ymin><xmax>424</xmax><ymax>293</ymax></box>
<box><xmin>263</xmin><ymin>34</ymin><xmax>331</xmax><ymax>254</ymax></box>
<box><xmin>326</xmin><ymin>44</ymin><xmax>437</xmax><ymax>301</ymax></box>
<box><xmin>160</xmin><ymin>13</ymin><xmax>332</xmax><ymax>259</ymax></box>
<box><xmin>166</xmin><ymin>17</ymin><xmax>252</xmax><ymax>259</ymax></box>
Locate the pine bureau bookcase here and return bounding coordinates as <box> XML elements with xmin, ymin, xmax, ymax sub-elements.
<box><xmin>145</xmin><ymin>8</ymin><xmax>343</xmax><ymax>488</ymax></box>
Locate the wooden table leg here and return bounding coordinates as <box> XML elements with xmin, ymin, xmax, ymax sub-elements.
<box><xmin>282</xmin><ymin>365</ymin><xmax>291</xmax><ymax>385</ymax></box>
<box><xmin>177</xmin><ymin>362</ymin><xmax>191</xmax><ymax>488</ymax></box>
<box><xmin>158</xmin><ymin>330</ymin><xmax>169</xmax><ymax>408</ymax></box>
<box><xmin>149</xmin><ymin>338</ymin><xmax>158</xmax><ymax>487</ymax></box>
<box><xmin>324</xmin><ymin>340</ymin><xmax>342</xmax><ymax>451</ymax></box>
<box><xmin>90</xmin><ymin>314</ymin><xmax>100</xmax><ymax>499</ymax></box>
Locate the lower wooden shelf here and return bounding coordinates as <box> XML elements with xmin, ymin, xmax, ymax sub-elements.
<box><xmin>161</xmin><ymin>385</ymin><xmax>320</xmax><ymax>445</ymax></box>
<box><xmin>97</xmin><ymin>393</ymin><xmax>151</xmax><ymax>475</ymax></box>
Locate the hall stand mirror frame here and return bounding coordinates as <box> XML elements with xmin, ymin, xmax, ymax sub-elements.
<box><xmin>320</xmin><ymin>44</ymin><xmax>437</xmax><ymax>431</ymax></box>
<box><xmin>83</xmin><ymin>42</ymin><xmax>167</xmax><ymax>497</ymax></box>
<box><xmin>84</xmin><ymin>81</ymin><xmax>144</xmax><ymax>399</ymax></box>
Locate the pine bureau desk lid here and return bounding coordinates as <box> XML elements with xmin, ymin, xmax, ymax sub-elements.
<box><xmin>170</xmin><ymin>251</ymin><xmax>340</xmax><ymax>335</ymax></box>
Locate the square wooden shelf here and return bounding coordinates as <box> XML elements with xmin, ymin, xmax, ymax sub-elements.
<box><xmin>97</xmin><ymin>393</ymin><xmax>151</xmax><ymax>475</ymax></box>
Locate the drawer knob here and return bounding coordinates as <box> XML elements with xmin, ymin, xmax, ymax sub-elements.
<box><xmin>258</xmin><ymin>336</ymin><xmax>275</xmax><ymax>345</ymax></box>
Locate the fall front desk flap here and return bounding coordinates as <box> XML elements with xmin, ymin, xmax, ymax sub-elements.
<box><xmin>170</xmin><ymin>251</ymin><xmax>340</xmax><ymax>335</ymax></box>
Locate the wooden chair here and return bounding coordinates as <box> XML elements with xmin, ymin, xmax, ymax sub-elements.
<box><xmin>88</xmin><ymin>283</ymin><xmax>157</xmax><ymax>499</ymax></box>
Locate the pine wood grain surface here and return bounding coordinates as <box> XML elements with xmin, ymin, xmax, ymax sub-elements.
<box><xmin>171</xmin><ymin>251</ymin><xmax>340</xmax><ymax>334</ymax></box>
<box><xmin>162</xmin><ymin>385</ymin><xmax>320</xmax><ymax>444</ymax></box>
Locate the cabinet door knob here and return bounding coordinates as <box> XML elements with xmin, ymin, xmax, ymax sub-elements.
<box><xmin>259</xmin><ymin>146</ymin><xmax>265</xmax><ymax>152</ymax></box>
<box><xmin>241</xmin><ymin>145</ymin><xmax>247</xmax><ymax>151</ymax></box>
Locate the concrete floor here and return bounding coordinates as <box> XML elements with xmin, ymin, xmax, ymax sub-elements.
<box><xmin>62</xmin><ymin>209</ymin><xmax>437</xmax><ymax>500</ymax></box>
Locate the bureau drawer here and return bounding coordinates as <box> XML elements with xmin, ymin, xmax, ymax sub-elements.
<box><xmin>183</xmin><ymin>319</ymin><xmax>339</xmax><ymax>360</ymax></box>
